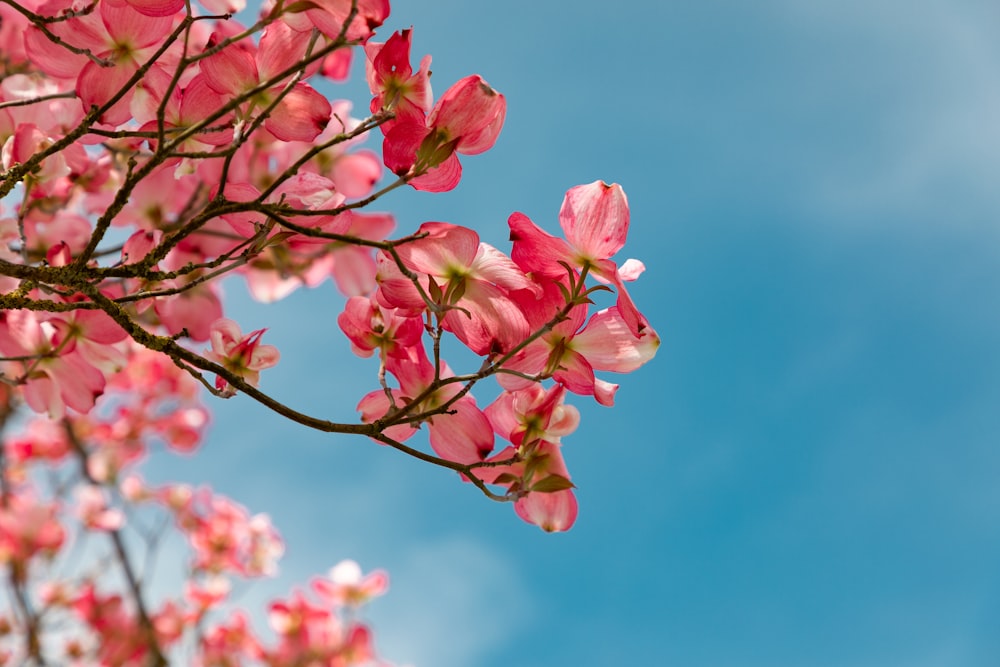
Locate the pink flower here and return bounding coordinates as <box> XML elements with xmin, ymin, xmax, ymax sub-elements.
<box><xmin>337</xmin><ymin>296</ymin><xmax>423</xmax><ymax>359</ymax></box>
<box><xmin>510</xmin><ymin>181</ymin><xmax>652</xmax><ymax>338</ymax></box>
<box><xmin>383</xmin><ymin>75</ymin><xmax>506</xmax><ymax>192</ymax></box>
<box><xmin>0</xmin><ymin>310</ymin><xmax>108</xmax><ymax>419</ymax></box>
<box><xmin>153</xmin><ymin>282</ymin><xmax>224</xmax><ymax>342</ymax></box>
<box><xmin>366</xmin><ymin>29</ymin><xmax>432</xmax><ymax>131</ymax></box>
<box><xmin>25</xmin><ymin>1</ymin><xmax>176</xmax><ymax>125</ymax></box>
<box><xmin>311</xmin><ymin>559</ymin><xmax>388</xmax><ymax>607</ymax></box>
<box><xmin>169</xmin><ymin>486</ymin><xmax>284</xmax><ymax>577</ymax></box>
<box><xmin>379</xmin><ymin>221</ymin><xmax>535</xmax><ymax>355</ymax></box>
<box><xmin>205</xmin><ymin>319</ymin><xmax>280</xmax><ymax>394</ymax></box>
<box><xmin>499</xmin><ymin>302</ymin><xmax>660</xmax><ymax>406</ymax></box>
<box><xmin>198</xmin><ymin>21</ymin><xmax>331</xmax><ymax>142</ymax></box>
<box><xmin>299</xmin><ymin>0</ymin><xmax>389</xmax><ymax>42</ymax></box>
<box><xmin>358</xmin><ymin>346</ymin><xmax>495</xmax><ymax>463</ymax></box>
<box><xmin>486</xmin><ymin>384</ymin><xmax>580</xmax><ymax>448</ymax></box>
<box><xmin>75</xmin><ymin>485</ymin><xmax>125</xmax><ymax>532</ymax></box>
<box><xmin>480</xmin><ymin>440</ymin><xmax>578</xmax><ymax>532</ymax></box>
<box><xmin>199</xmin><ymin>610</ymin><xmax>263</xmax><ymax>664</ymax></box>
<box><xmin>0</xmin><ymin>491</ymin><xmax>65</xmax><ymax>564</ymax></box>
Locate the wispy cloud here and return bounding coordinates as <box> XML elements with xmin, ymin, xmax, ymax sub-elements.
<box><xmin>765</xmin><ymin>0</ymin><xmax>1000</xmax><ymax>221</ymax></box>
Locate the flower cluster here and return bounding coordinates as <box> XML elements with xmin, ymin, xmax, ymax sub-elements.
<box><xmin>351</xmin><ymin>180</ymin><xmax>658</xmax><ymax>530</ymax></box>
<box><xmin>0</xmin><ymin>0</ymin><xmax>660</xmax><ymax>662</ymax></box>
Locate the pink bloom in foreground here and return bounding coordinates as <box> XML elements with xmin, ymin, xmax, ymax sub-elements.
<box><xmin>366</xmin><ymin>29</ymin><xmax>432</xmax><ymax>131</ymax></box>
<box><xmin>510</xmin><ymin>180</ymin><xmax>651</xmax><ymax>338</ymax></box>
<box><xmin>204</xmin><ymin>319</ymin><xmax>280</xmax><ymax>395</ymax></box>
<box><xmin>26</xmin><ymin>1</ymin><xmax>175</xmax><ymax>125</ymax></box>
<box><xmin>384</xmin><ymin>75</ymin><xmax>506</xmax><ymax>192</ymax></box>
<box><xmin>380</xmin><ymin>221</ymin><xmax>535</xmax><ymax>355</ymax></box>
<box><xmin>357</xmin><ymin>346</ymin><xmax>495</xmax><ymax>463</ymax></box>
<box><xmin>0</xmin><ymin>310</ymin><xmax>108</xmax><ymax>419</ymax></box>
<box><xmin>480</xmin><ymin>440</ymin><xmax>578</xmax><ymax>532</ymax></box>
<box><xmin>500</xmin><ymin>303</ymin><xmax>660</xmax><ymax>406</ymax></box>
<box><xmin>337</xmin><ymin>295</ymin><xmax>422</xmax><ymax>359</ymax></box>
<box><xmin>486</xmin><ymin>384</ymin><xmax>580</xmax><ymax>448</ymax></box>
<box><xmin>198</xmin><ymin>21</ymin><xmax>331</xmax><ymax>142</ymax></box>
<box><xmin>301</xmin><ymin>0</ymin><xmax>390</xmax><ymax>42</ymax></box>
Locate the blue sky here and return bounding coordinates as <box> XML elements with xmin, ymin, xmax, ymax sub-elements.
<box><xmin>148</xmin><ymin>1</ymin><xmax>1000</xmax><ymax>665</ymax></box>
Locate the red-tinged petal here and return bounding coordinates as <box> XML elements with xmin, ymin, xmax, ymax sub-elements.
<box><xmin>179</xmin><ymin>76</ymin><xmax>235</xmax><ymax>146</ymax></box>
<box><xmin>591</xmin><ymin>258</ymin><xmax>650</xmax><ymax>338</ymax></box>
<box><xmin>442</xmin><ymin>280</ymin><xmax>530</xmax><ymax>355</ymax></box>
<box><xmin>372</xmin><ymin>48</ymin><xmax>432</xmax><ymax>133</ymax></box>
<box><xmin>244</xmin><ymin>267</ymin><xmax>302</xmax><ymax>303</ymax></box>
<box><xmin>265</xmin><ymin>84</ymin><xmax>331</xmax><ymax>142</ymax></box>
<box><xmin>74</xmin><ymin>310</ymin><xmax>128</xmax><ymax>344</ymax></box>
<box><xmin>268</xmin><ymin>172</ymin><xmax>339</xmax><ymax>210</ymax></box>
<box><xmin>559</xmin><ymin>181</ymin><xmax>630</xmax><ymax>262</ymax></box>
<box><xmin>256</xmin><ymin>20</ymin><xmax>308</xmax><ymax>82</ymax></box>
<box><xmin>206</xmin><ymin>317</ymin><xmax>242</xmax><ymax>356</ymax></box>
<box><xmin>474</xmin><ymin>445</ymin><xmax>521</xmax><ymax>485</ymax></box>
<box><xmin>305</xmin><ymin>0</ymin><xmax>389</xmax><ymax>41</ymax></box>
<box><xmin>515</xmin><ymin>488</ymin><xmax>577</xmax><ymax>532</ymax></box>
<box><xmin>46</xmin><ymin>241</ymin><xmax>71</xmax><ymax>267</ymax></box>
<box><xmin>120</xmin><ymin>0</ymin><xmax>183</xmax><ymax>17</ymax></box>
<box><xmin>77</xmin><ymin>60</ymin><xmax>139</xmax><ymax>125</ymax></box>
<box><xmin>154</xmin><ymin>285</ymin><xmax>223</xmax><ymax>342</ymax></box>
<box><xmin>552</xmin><ymin>348</ymin><xmax>597</xmax><ymax>398</ymax></box>
<box><xmin>331</xmin><ymin>150</ymin><xmax>382</xmax><ymax>198</ymax></box>
<box><xmin>131</xmin><ymin>66</ymin><xmax>177</xmax><ymax>126</ymax></box>
<box><xmin>46</xmin><ymin>353</ymin><xmax>105</xmax><ymax>413</ymax></box>
<box><xmin>347</xmin><ymin>211</ymin><xmax>396</xmax><ymax>242</ymax></box>
<box><xmin>338</xmin><ymin>296</ymin><xmax>379</xmax><ymax>357</ymax></box>
<box><xmin>76</xmin><ymin>337</ymin><xmax>127</xmax><ymax>375</ymax></box>
<box><xmin>548</xmin><ymin>400</ymin><xmax>580</xmax><ymax>437</ymax></box>
<box><xmin>508</xmin><ymin>277</ymin><xmax>586</xmax><ymax>332</ymax></box>
<box><xmin>197</xmin><ymin>0</ymin><xmax>245</xmax><ymax>13</ymax></box>
<box><xmin>101</xmin><ymin>0</ymin><xmax>174</xmax><ymax>45</ymax></box>
<box><xmin>357</xmin><ymin>390</ymin><xmax>416</xmax><ymax>443</ymax></box>
<box><xmin>508</xmin><ymin>212</ymin><xmax>575</xmax><ymax>278</ymax></box>
<box><xmin>385</xmin><ymin>345</ymin><xmax>435</xmax><ymax>397</ymax></box>
<box><xmin>428</xmin><ymin>398</ymin><xmax>494</xmax><ymax>463</ymax></box>
<box><xmin>593</xmin><ymin>379</ymin><xmax>619</xmax><ymax>407</ymax></box>
<box><xmin>573</xmin><ymin>307</ymin><xmax>660</xmax><ymax>373</ymax></box>
<box><xmin>0</xmin><ymin>310</ymin><xmax>42</xmax><ymax>356</ymax></box>
<box><xmin>344</xmin><ymin>625</ymin><xmax>375</xmax><ymax>660</ymax></box>
<box><xmin>375</xmin><ymin>253</ymin><xmax>426</xmax><ymax>312</ymax></box>
<box><xmin>470</xmin><ymin>243</ymin><xmax>539</xmax><ymax>294</ymax></box>
<box><xmin>485</xmin><ymin>391</ymin><xmax>520</xmax><ymax>443</ymax></box>
<box><xmin>24</xmin><ymin>27</ymin><xmax>88</xmax><ymax>79</ymax></box>
<box><xmin>366</xmin><ymin>29</ymin><xmax>414</xmax><ymax>87</ymax></box>
<box><xmin>395</xmin><ymin>222</ymin><xmax>479</xmax><ymax>275</ymax></box>
<box><xmin>321</xmin><ymin>47</ymin><xmax>352</xmax><ymax>80</ymax></box>
<box><xmin>329</xmin><ymin>247</ymin><xmax>378</xmax><ymax>297</ymax></box>
<box><xmin>408</xmin><ymin>152</ymin><xmax>462</xmax><ymax>192</ymax></box>
<box><xmin>22</xmin><ymin>375</ymin><xmax>65</xmax><ymax>420</ymax></box>
<box><xmin>218</xmin><ymin>182</ymin><xmax>264</xmax><ymax>237</ymax></box>
<box><xmin>382</xmin><ymin>119</ymin><xmax>428</xmax><ymax>175</ymax></box>
<box><xmin>428</xmin><ymin>75</ymin><xmax>506</xmax><ymax>155</ymax></box>
<box><xmin>247</xmin><ymin>342</ymin><xmax>280</xmax><ymax>371</ymax></box>
<box><xmin>200</xmin><ymin>33</ymin><xmax>258</xmax><ymax>96</ymax></box>
<box><xmin>496</xmin><ymin>340</ymin><xmax>550</xmax><ymax>391</ymax></box>
<box><xmin>122</xmin><ymin>229</ymin><xmax>162</xmax><ymax>266</ymax></box>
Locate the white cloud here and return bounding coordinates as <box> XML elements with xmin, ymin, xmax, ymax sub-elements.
<box><xmin>372</xmin><ymin>537</ymin><xmax>534</xmax><ymax>667</ymax></box>
<box><xmin>767</xmin><ymin>0</ymin><xmax>1000</xmax><ymax>221</ymax></box>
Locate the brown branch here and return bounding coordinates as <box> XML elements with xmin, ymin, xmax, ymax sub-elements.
<box><xmin>0</xmin><ymin>91</ymin><xmax>75</xmax><ymax>111</ymax></box>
